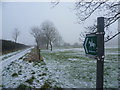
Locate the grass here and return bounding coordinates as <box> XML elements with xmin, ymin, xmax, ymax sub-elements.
<box><xmin>3</xmin><ymin>46</ymin><xmax>118</xmax><ymax>88</ymax></box>
<box><xmin>19</xmin><ymin>56</ymin><xmax>24</xmax><ymax>60</ymax></box>
<box><xmin>38</xmin><ymin>73</ymin><xmax>47</xmax><ymax>76</ymax></box>
<box><xmin>41</xmin><ymin>79</ymin><xmax>63</xmax><ymax>89</ymax></box>
<box><xmin>0</xmin><ymin>85</ymin><xmax>4</xmax><ymax>87</ymax></box>
<box><xmin>41</xmin><ymin>81</ymin><xmax>52</xmax><ymax>88</ymax></box>
<box><xmin>12</xmin><ymin>73</ymin><xmax>18</xmax><ymax>77</ymax></box>
<box><xmin>23</xmin><ymin>48</ymin><xmax>44</xmax><ymax>63</ymax></box>
<box><xmin>31</xmin><ymin>71</ymin><xmax>35</xmax><ymax>74</ymax></box>
<box><xmin>54</xmin><ymin>46</ymin><xmax>83</xmax><ymax>49</ymax></box>
<box><xmin>105</xmin><ymin>48</ymin><xmax>119</xmax><ymax>51</ymax></box>
<box><xmin>25</xmin><ymin>76</ymin><xmax>35</xmax><ymax>85</ymax></box>
<box><xmin>18</xmin><ymin>70</ymin><xmax>22</xmax><ymax>75</ymax></box>
<box><xmin>42</xmin><ymin>51</ymin><xmax>90</xmax><ymax>62</ymax></box>
<box><xmin>41</xmin><ymin>48</ymin><xmax>96</xmax><ymax>87</ymax></box>
<box><xmin>36</xmin><ymin>80</ymin><xmax>39</xmax><ymax>83</ymax></box>
<box><xmin>17</xmin><ymin>84</ymin><xmax>32</xmax><ymax>89</ymax></box>
<box><xmin>41</xmin><ymin>47</ymin><xmax>118</xmax><ymax>88</ymax></box>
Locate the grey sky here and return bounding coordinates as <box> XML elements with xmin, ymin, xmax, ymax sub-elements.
<box><xmin>0</xmin><ymin>3</ymin><xmax>2</xmax><ymax>39</ymax></box>
<box><xmin>2</xmin><ymin>2</ymin><xmax>86</xmax><ymax>45</ymax></box>
<box><xmin>1</xmin><ymin>2</ymin><xmax>118</xmax><ymax>45</ymax></box>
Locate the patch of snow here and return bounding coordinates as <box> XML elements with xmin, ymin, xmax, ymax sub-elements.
<box><xmin>1</xmin><ymin>47</ymin><xmax>119</xmax><ymax>88</ymax></box>
<box><xmin>67</xmin><ymin>58</ymin><xmax>78</xmax><ymax>61</ymax></box>
<box><xmin>2</xmin><ymin>58</ymin><xmax>49</xmax><ymax>88</ymax></box>
<box><xmin>0</xmin><ymin>47</ymin><xmax>32</xmax><ymax>69</ymax></box>
<box><xmin>1</xmin><ymin>50</ymin><xmax>23</xmax><ymax>61</ymax></box>
<box><xmin>42</xmin><ymin>47</ymin><xmax>118</xmax><ymax>88</ymax></box>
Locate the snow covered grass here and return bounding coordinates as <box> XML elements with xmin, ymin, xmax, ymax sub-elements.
<box><xmin>0</xmin><ymin>50</ymin><xmax>22</xmax><ymax>61</ymax></box>
<box><xmin>1</xmin><ymin>48</ymin><xmax>61</xmax><ymax>88</ymax></box>
<box><xmin>1</xmin><ymin>47</ymin><xmax>119</xmax><ymax>88</ymax></box>
<box><xmin>2</xmin><ymin>54</ymin><xmax>50</xmax><ymax>88</ymax></box>
<box><xmin>104</xmin><ymin>53</ymin><xmax>119</xmax><ymax>88</ymax></box>
<box><xmin>41</xmin><ymin>47</ymin><xmax>119</xmax><ymax>88</ymax></box>
<box><xmin>41</xmin><ymin>48</ymin><xmax>96</xmax><ymax>88</ymax></box>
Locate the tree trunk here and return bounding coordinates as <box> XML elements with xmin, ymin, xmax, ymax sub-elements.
<box><xmin>50</xmin><ymin>41</ymin><xmax>52</xmax><ymax>51</ymax></box>
<box><xmin>46</xmin><ymin>40</ymin><xmax>49</xmax><ymax>49</ymax></box>
<box><xmin>46</xmin><ymin>43</ymin><xmax>49</xmax><ymax>49</ymax></box>
<box><xmin>15</xmin><ymin>38</ymin><xmax>17</xmax><ymax>43</ymax></box>
<box><xmin>36</xmin><ymin>44</ymin><xmax>40</xmax><ymax>60</ymax></box>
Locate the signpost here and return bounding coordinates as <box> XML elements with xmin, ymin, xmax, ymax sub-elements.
<box><xmin>83</xmin><ymin>33</ymin><xmax>97</xmax><ymax>59</ymax></box>
<box><xmin>83</xmin><ymin>17</ymin><xmax>105</xmax><ymax>89</ymax></box>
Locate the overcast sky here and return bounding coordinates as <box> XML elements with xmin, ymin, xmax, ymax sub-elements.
<box><xmin>1</xmin><ymin>2</ymin><xmax>118</xmax><ymax>45</ymax></box>
<box><xmin>2</xmin><ymin>2</ymin><xmax>84</xmax><ymax>45</ymax></box>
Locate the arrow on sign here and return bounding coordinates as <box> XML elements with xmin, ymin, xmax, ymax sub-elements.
<box><xmin>84</xmin><ymin>38</ymin><xmax>88</xmax><ymax>53</ymax></box>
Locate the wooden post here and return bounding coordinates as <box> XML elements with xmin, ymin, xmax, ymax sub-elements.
<box><xmin>96</xmin><ymin>17</ymin><xmax>105</xmax><ymax>89</ymax></box>
<box><xmin>36</xmin><ymin>45</ymin><xmax>40</xmax><ymax>60</ymax></box>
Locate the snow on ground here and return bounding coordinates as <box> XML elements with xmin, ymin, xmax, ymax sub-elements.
<box><xmin>0</xmin><ymin>48</ymin><xmax>33</xmax><ymax>88</ymax></box>
<box><xmin>1</xmin><ymin>50</ymin><xmax>23</xmax><ymax>61</ymax></box>
<box><xmin>1</xmin><ymin>47</ymin><xmax>60</xmax><ymax>88</ymax></box>
<box><xmin>2</xmin><ymin>59</ymin><xmax>49</xmax><ymax>88</ymax></box>
<box><xmin>1</xmin><ymin>47</ymin><xmax>119</xmax><ymax>88</ymax></box>
<box><xmin>42</xmin><ymin>48</ymin><xmax>96</xmax><ymax>88</ymax></box>
<box><xmin>0</xmin><ymin>48</ymin><xmax>32</xmax><ymax>69</ymax></box>
<box><xmin>42</xmin><ymin>47</ymin><xmax>119</xmax><ymax>88</ymax></box>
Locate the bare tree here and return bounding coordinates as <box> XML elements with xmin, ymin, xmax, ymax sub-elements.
<box><xmin>53</xmin><ymin>33</ymin><xmax>63</xmax><ymax>47</ymax></box>
<box><xmin>74</xmin><ymin>1</ymin><xmax>120</xmax><ymax>24</ymax></box>
<box><xmin>75</xmin><ymin>1</ymin><xmax>120</xmax><ymax>42</ymax></box>
<box><xmin>41</xmin><ymin>20</ymin><xmax>60</xmax><ymax>51</ymax></box>
<box><xmin>73</xmin><ymin>42</ymin><xmax>80</xmax><ymax>47</ymax></box>
<box><xmin>52</xmin><ymin>1</ymin><xmax>120</xmax><ymax>42</ymax></box>
<box><xmin>63</xmin><ymin>42</ymin><xmax>71</xmax><ymax>47</ymax></box>
<box><xmin>30</xmin><ymin>26</ymin><xmax>42</xmax><ymax>60</ymax></box>
<box><xmin>38</xmin><ymin>34</ymin><xmax>47</xmax><ymax>49</ymax></box>
<box><xmin>12</xmin><ymin>28</ymin><xmax>20</xmax><ymax>43</ymax></box>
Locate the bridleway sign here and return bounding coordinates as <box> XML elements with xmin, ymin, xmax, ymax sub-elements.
<box><xmin>83</xmin><ymin>33</ymin><xmax>97</xmax><ymax>59</ymax></box>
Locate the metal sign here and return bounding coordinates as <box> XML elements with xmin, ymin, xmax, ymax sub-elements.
<box><xmin>83</xmin><ymin>33</ymin><xmax>97</xmax><ymax>58</ymax></box>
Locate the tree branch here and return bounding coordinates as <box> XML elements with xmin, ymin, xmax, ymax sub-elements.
<box><xmin>105</xmin><ymin>31</ymin><xmax>120</xmax><ymax>42</ymax></box>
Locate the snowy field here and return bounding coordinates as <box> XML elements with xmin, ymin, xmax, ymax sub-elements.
<box><xmin>1</xmin><ymin>47</ymin><xmax>119</xmax><ymax>88</ymax></box>
<box><xmin>41</xmin><ymin>47</ymin><xmax>119</xmax><ymax>88</ymax></box>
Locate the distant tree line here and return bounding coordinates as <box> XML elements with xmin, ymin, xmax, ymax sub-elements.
<box><xmin>30</xmin><ymin>20</ymin><xmax>63</xmax><ymax>51</ymax></box>
<box><xmin>30</xmin><ymin>20</ymin><xmax>64</xmax><ymax>60</ymax></box>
